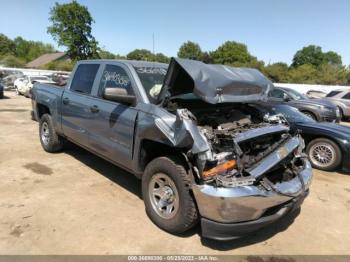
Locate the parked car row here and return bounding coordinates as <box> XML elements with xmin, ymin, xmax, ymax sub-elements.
<box><xmin>0</xmin><ymin>71</ymin><xmax>70</xmax><ymax>99</ymax></box>
<box><xmin>14</xmin><ymin>75</ymin><xmax>56</xmax><ymax>97</ymax></box>
<box><xmin>268</xmin><ymin>86</ymin><xmax>341</xmax><ymax>122</ymax></box>
<box><xmin>324</xmin><ymin>89</ymin><xmax>350</xmax><ymax>119</ymax></box>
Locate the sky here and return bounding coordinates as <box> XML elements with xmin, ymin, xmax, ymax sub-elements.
<box><xmin>0</xmin><ymin>0</ymin><xmax>349</xmax><ymax>65</ymax></box>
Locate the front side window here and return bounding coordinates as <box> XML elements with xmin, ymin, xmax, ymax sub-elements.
<box><xmin>70</xmin><ymin>64</ymin><xmax>99</xmax><ymax>95</ymax></box>
<box><xmin>284</xmin><ymin>89</ymin><xmax>307</xmax><ymax>100</ymax></box>
<box><xmin>269</xmin><ymin>89</ymin><xmax>285</xmax><ymax>99</ymax></box>
<box><xmin>133</xmin><ymin>66</ymin><xmax>167</xmax><ymax>103</ymax></box>
<box><xmin>98</xmin><ymin>65</ymin><xmax>133</xmax><ymax>97</ymax></box>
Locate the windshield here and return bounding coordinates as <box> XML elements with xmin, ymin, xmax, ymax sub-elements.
<box><xmin>267</xmin><ymin>104</ymin><xmax>315</xmax><ymax>123</ymax></box>
<box><xmin>284</xmin><ymin>88</ymin><xmax>308</xmax><ymax>100</ymax></box>
<box><xmin>133</xmin><ymin>66</ymin><xmax>167</xmax><ymax>103</ymax></box>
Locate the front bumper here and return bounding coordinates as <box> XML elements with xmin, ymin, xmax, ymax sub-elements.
<box><xmin>319</xmin><ymin>108</ymin><xmax>340</xmax><ymax>123</ymax></box>
<box><xmin>201</xmin><ymin>190</ymin><xmax>308</xmax><ymax>240</ymax></box>
<box><xmin>192</xmin><ymin>160</ymin><xmax>312</xmax><ymax>240</ymax></box>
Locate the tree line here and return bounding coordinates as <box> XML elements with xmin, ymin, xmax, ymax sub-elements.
<box><xmin>0</xmin><ymin>0</ymin><xmax>349</xmax><ymax>85</ymax></box>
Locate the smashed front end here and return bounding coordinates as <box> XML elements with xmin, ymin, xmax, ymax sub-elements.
<box><xmin>157</xmin><ymin>58</ymin><xmax>312</xmax><ymax>240</ymax></box>
<box><xmin>192</xmin><ymin>114</ymin><xmax>311</xmax><ymax>240</ymax></box>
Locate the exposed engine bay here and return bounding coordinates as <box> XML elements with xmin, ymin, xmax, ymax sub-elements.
<box><xmin>166</xmin><ymin>99</ymin><xmax>306</xmax><ymax>188</ymax></box>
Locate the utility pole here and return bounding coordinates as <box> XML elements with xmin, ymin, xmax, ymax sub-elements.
<box><xmin>152</xmin><ymin>33</ymin><xmax>155</xmax><ymax>54</ymax></box>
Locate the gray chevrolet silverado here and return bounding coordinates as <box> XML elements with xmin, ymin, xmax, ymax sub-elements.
<box><xmin>31</xmin><ymin>58</ymin><xmax>312</xmax><ymax>240</ymax></box>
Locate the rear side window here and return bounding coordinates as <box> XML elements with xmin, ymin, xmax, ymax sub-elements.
<box><xmin>70</xmin><ymin>64</ymin><xmax>99</xmax><ymax>95</ymax></box>
<box><xmin>326</xmin><ymin>91</ymin><xmax>341</xmax><ymax>97</ymax></box>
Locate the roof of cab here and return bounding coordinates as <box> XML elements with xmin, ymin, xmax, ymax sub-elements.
<box><xmin>79</xmin><ymin>59</ymin><xmax>168</xmax><ymax>68</ymax></box>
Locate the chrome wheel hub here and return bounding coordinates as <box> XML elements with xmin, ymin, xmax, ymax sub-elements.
<box><xmin>41</xmin><ymin>122</ymin><xmax>50</xmax><ymax>145</ymax></box>
<box><xmin>310</xmin><ymin>143</ymin><xmax>335</xmax><ymax>167</ymax></box>
<box><xmin>149</xmin><ymin>173</ymin><xmax>179</xmax><ymax>219</ymax></box>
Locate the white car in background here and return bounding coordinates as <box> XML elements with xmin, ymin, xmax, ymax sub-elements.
<box><xmin>14</xmin><ymin>75</ymin><xmax>55</xmax><ymax>97</ymax></box>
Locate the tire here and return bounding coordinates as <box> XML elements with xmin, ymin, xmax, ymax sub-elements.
<box><xmin>302</xmin><ymin>111</ymin><xmax>317</xmax><ymax>121</ymax></box>
<box><xmin>337</xmin><ymin>107</ymin><xmax>344</xmax><ymax>121</ymax></box>
<box><xmin>142</xmin><ymin>156</ymin><xmax>198</xmax><ymax>234</ymax></box>
<box><xmin>15</xmin><ymin>87</ymin><xmax>20</xmax><ymax>95</ymax></box>
<box><xmin>306</xmin><ymin>138</ymin><xmax>342</xmax><ymax>171</ymax></box>
<box><xmin>39</xmin><ymin>114</ymin><xmax>64</xmax><ymax>153</ymax></box>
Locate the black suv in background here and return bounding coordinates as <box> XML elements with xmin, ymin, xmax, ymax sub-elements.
<box><xmin>268</xmin><ymin>86</ymin><xmax>340</xmax><ymax>122</ymax></box>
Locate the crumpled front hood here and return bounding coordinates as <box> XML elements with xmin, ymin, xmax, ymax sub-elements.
<box><xmin>160</xmin><ymin>58</ymin><xmax>273</xmax><ymax>104</ymax></box>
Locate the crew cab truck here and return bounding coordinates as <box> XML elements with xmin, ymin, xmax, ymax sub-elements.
<box><xmin>31</xmin><ymin>58</ymin><xmax>312</xmax><ymax>240</ymax></box>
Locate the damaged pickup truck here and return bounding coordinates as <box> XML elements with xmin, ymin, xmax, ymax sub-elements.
<box><xmin>31</xmin><ymin>58</ymin><xmax>312</xmax><ymax>240</ymax></box>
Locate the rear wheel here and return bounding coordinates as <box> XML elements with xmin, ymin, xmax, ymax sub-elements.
<box><xmin>142</xmin><ymin>156</ymin><xmax>198</xmax><ymax>234</ymax></box>
<box><xmin>39</xmin><ymin>114</ymin><xmax>64</xmax><ymax>153</ymax></box>
<box><xmin>306</xmin><ymin>138</ymin><xmax>342</xmax><ymax>171</ymax></box>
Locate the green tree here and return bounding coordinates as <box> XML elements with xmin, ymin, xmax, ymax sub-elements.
<box><xmin>292</xmin><ymin>45</ymin><xmax>324</xmax><ymax>67</ymax></box>
<box><xmin>264</xmin><ymin>62</ymin><xmax>289</xmax><ymax>82</ymax></box>
<box><xmin>210</xmin><ymin>41</ymin><xmax>252</xmax><ymax>65</ymax></box>
<box><xmin>177</xmin><ymin>41</ymin><xmax>203</xmax><ymax>60</ymax></box>
<box><xmin>99</xmin><ymin>49</ymin><xmax>116</xmax><ymax>59</ymax></box>
<box><xmin>292</xmin><ymin>45</ymin><xmax>342</xmax><ymax>68</ymax></box>
<box><xmin>127</xmin><ymin>49</ymin><xmax>154</xmax><ymax>61</ymax></box>
<box><xmin>47</xmin><ymin>0</ymin><xmax>99</xmax><ymax>60</ymax></box>
<box><xmin>43</xmin><ymin>60</ymin><xmax>75</xmax><ymax>71</ymax></box>
<box><xmin>153</xmin><ymin>53</ymin><xmax>170</xmax><ymax>63</ymax></box>
<box><xmin>0</xmin><ymin>34</ymin><xmax>15</xmax><ymax>56</ymax></box>
<box><xmin>323</xmin><ymin>51</ymin><xmax>342</xmax><ymax>65</ymax></box>
<box><xmin>232</xmin><ymin>56</ymin><xmax>265</xmax><ymax>72</ymax></box>
<box><xmin>0</xmin><ymin>55</ymin><xmax>26</xmax><ymax>67</ymax></box>
<box><xmin>288</xmin><ymin>64</ymin><xmax>318</xmax><ymax>84</ymax></box>
<box><xmin>317</xmin><ymin>64</ymin><xmax>348</xmax><ymax>85</ymax></box>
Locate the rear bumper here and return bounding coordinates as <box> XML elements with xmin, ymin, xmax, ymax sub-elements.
<box><xmin>201</xmin><ymin>190</ymin><xmax>308</xmax><ymax>240</ymax></box>
<box><xmin>192</xmin><ymin>159</ymin><xmax>312</xmax><ymax>240</ymax></box>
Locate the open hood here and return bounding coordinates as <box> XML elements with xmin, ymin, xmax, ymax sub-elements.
<box><xmin>160</xmin><ymin>58</ymin><xmax>273</xmax><ymax>104</ymax></box>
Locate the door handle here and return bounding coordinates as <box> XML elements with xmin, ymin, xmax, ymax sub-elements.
<box><xmin>62</xmin><ymin>97</ymin><xmax>70</xmax><ymax>105</ymax></box>
<box><xmin>90</xmin><ymin>105</ymin><xmax>99</xmax><ymax>113</ymax></box>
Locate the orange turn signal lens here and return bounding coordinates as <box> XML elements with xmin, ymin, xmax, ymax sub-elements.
<box><xmin>202</xmin><ymin>160</ymin><xmax>237</xmax><ymax>179</ymax></box>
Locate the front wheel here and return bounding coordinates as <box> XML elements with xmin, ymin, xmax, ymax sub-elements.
<box><xmin>142</xmin><ymin>156</ymin><xmax>198</xmax><ymax>234</ymax></box>
<box><xmin>39</xmin><ymin>114</ymin><xmax>64</xmax><ymax>153</ymax></box>
<box><xmin>306</xmin><ymin>138</ymin><xmax>342</xmax><ymax>171</ymax></box>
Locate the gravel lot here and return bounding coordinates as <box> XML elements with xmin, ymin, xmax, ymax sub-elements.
<box><xmin>0</xmin><ymin>91</ymin><xmax>349</xmax><ymax>255</ymax></box>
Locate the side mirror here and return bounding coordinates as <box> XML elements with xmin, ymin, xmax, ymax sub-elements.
<box><xmin>103</xmin><ymin>87</ymin><xmax>136</xmax><ymax>106</ymax></box>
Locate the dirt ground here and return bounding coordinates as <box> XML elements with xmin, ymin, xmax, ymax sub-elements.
<box><xmin>0</xmin><ymin>91</ymin><xmax>349</xmax><ymax>255</ymax></box>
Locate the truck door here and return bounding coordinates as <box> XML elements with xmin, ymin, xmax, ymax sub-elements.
<box><xmin>61</xmin><ymin>63</ymin><xmax>100</xmax><ymax>146</ymax></box>
<box><xmin>86</xmin><ymin>64</ymin><xmax>138</xmax><ymax>168</ymax></box>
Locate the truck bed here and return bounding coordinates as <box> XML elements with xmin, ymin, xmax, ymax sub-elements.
<box><xmin>31</xmin><ymin>83</ymin><xmax>65</xmax><ymax>132</ymax></box>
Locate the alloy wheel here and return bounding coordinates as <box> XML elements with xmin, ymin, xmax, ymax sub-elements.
<box><xmin>41</xmin><ymin>122</ymin><xmax>50</xmax><ymax>146</ymax></box>
<box><xmin>148</xmin><ymin>173</ymin><xmax>179</xmax><ymax>219</ymax></box>
<box><xmin>309</xmin><ymin>142</ymin><xmax>336</xmax><ymax>168</ymax></box>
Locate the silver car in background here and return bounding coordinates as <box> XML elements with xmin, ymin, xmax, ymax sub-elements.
<box><xmin>324</xmin><ymin>89</ymin><xmax>350</xmax><ymax>119</ymax></box>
